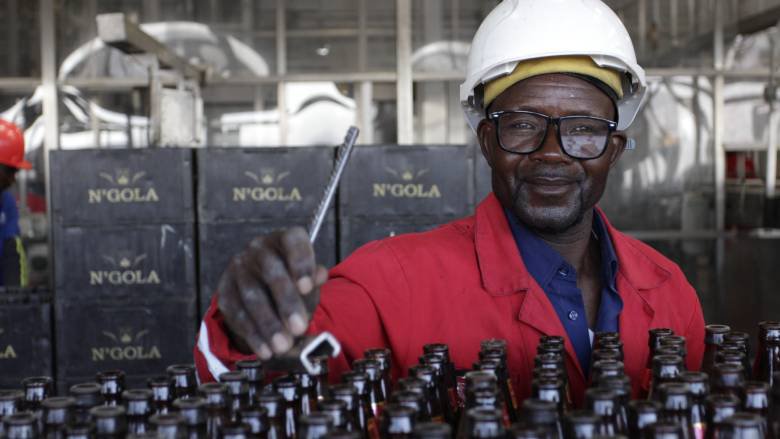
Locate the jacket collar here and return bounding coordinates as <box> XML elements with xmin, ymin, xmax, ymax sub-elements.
<box><xmin>474</xmin><ymin>193</ymin><xmax>671</xmax><ymax>296</ymax></box>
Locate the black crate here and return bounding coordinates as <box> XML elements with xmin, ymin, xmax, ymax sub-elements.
<box><xmin>52</xmin><ymin>223</ymin><xmax>196</xmax><ymax>300</ymax></box>
<box><xmin>339</xmin><ymin>145</ymin><xmax>474</xmax><ymax>218</ymax></box>
<box><xmin>197</xmin><ymin>147</ymin><xmax>334</xmax><ymax>222</ymax></box>
<box><xmin>0</xmin><ymin>291</ymin><xmax>53</xmax><ymax>389</ymax></box>
<box><xmin>198</xmin><ymin>220</ymin><xmax>337</xmax><ymax>310</ymax></box>
<box><xmin>55</xmin><ymin>299</ymin><xmax>196</xmax><ymax>381</ymax></box>
<box><xmin>50</xmin><ymin>149</ymin><xmax>194</xmax><ymax>226</ymax></box>
<box><xmin>338</xmin><ymin>218</ymin><xmax>451</xmax><ymax>260</ymax></box>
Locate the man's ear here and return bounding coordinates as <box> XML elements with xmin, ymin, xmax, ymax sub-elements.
<box><xmin>477</xmin><ymin>119</ymin><xmax>496</xmax><ymax>169</ymax></box>
<box><xmin>607</xmin><ymin>131</ymin><xmax>627</xmax><ymax>168</ymax></box>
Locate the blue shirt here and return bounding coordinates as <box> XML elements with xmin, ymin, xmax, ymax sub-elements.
<box><xmin>0</xmin><ymin>191</ymin><xmax>21</xmax><ymax>285</ymax></box>
<box><xmin>505</xmin><ymin>209</ymin><xmax>623</xmax><ymax>376</ymax></box>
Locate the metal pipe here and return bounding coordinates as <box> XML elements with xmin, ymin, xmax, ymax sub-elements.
<box><xmin>767</xmin><ymin>111</ymin><xmax>778</xmax><ymax>198</ymax></box>
<box><xmin>713</xmin><ymin>0</ymin><xmax>726</xmax><ymax>279</ymax></box>
<box><xmin>275</xmin><ymin>0</ymin><xmax>288</xmax><ymax>146</ymax></box>
<box><xmin>40</xmin><ymin>0</ymin><xmax>58</xmax><ymax>288</ymax></box>
<box><xmin>396</xmin><ymin>0</ymin><xmax>413</xmax><ymax>144</ymax></box>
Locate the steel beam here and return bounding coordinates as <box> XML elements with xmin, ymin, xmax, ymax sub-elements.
<box><xmin>396</xmin><ymin>0</ymin><xmax>413</xmax><ymax>144</ymax></box>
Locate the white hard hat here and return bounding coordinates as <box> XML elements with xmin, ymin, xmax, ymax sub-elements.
<box><xmin>460</xmin><ymin>0</ymin><xmax>647</xmax><ymax>132</ymax></box>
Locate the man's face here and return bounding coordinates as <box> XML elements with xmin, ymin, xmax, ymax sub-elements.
<box><xmin>478</xmin><ymin>73</ymin><xmax>626</xmax><ymax>234</ymax></box>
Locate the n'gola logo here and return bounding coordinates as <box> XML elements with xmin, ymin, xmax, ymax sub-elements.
<box><xmin>92</xmin><ymin>328</ymin><xmax>161</xmax><ymax>361</ymax></box>
<box><xmin>372</xmin><ymin>166</ymin><xmax>441</xmax><ymax>198</ymax></box>
<box><xmin>232</xmin><ymin>168</ymin><xmax>302</xmax><ymax>202</ymax></box>
<box><xmin>89</xmin><ymin>252</ymin><xmax>160</xmax><ymax>286</ymax></box>
<box><xmin>88</xmin><ymin>169</ymin><xmax>159</xmax><ymax>203</ymax></box>
<box><xmin>0</xmin><ymin>328</ymin><xmax>16</xmax><ymax>359</ymax></box>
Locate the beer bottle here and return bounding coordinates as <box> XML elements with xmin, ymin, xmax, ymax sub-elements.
<box><xmin>95</xmin><ymin>370</ymin><xmax>125</xmax><ymax>407</ymax></box>
<box><xmin>294</xmin><ymin>370</ymin><xmax>318</xmax><ymax>415</ymax></box>
<box><xmin>422</xmin><ymin>344</ymin><xmax>457</xmax><ymax>417</ymax></box>
<box><xmin>562</xmin><ymin>410</ymin><xmax>599</xmax><ymax>439</ymax></box>
<box><xmin>148</xmin><ymin>376</ymin><xmax>173</xmax><ymax>415</ymax></box>
<box><xmin>355</xmin><ymin>359</ymin><xmax>387</xmax><ymax>420</ymax></box>
<box><xmin>380</xmin><ymin>403</ymin><xmax>416</xmax><ymax>439</ymax></box>
<box><xmin>329</xmin><ymin>383</ymin><xmax>364</xmax><ymax>437</ymax></box>
<box><xmin>703</xmin><ymin>325</ymin><xmax>730</xmax><ymax>376</ymax></box>
<box><xmin>480</xmin><ymin>340</ymin><xmax>518</xmax><ymax>407</ymax></box>
<box><xmin>591</xmin><ymin>360</ymin><xmax>625</xmax><ymax>387</ymax></box>
<box><xmin>89</xmin><ymin>405</ymin><xmax>128</xmax><ymax>438</ymax></box>
<box><xmin>419</xmin><ymin>354</ymin><xmax>455</xmax><ymax>425</ymax></box>
<box><xmin>365</xmin><ymin>348</ymin><xmax>393</xmax><ymax>398</ymax></box>
<box><xmin>771</xmin><ymin>371</ymin><xmax>780</xmax><ymax>439</ymax></box>
<box><xmin>342</xmin><ymin>371</ymin><xmax>379</xmax><ymax>438</ymax></box>
<box><xmin>274</xmin><ymin>375</ymin><xmax>303</xmax><ymax>439</ymax></box>
<box><xmin>412</xmin><ymin>421</ymin><xmax>451</xmax><ymax>439</ymax></box>
<box><xmin>220</xmin><ymin>423</ymin><xmax>250</xmax><ymax>439</ymax></box>
<box><xmin>725</xmin><ymin>412</ymin><xmax>764</xmax><ymax>438</ymax></box>
<box><xmin>299</xmin><ymin>412</ymin><xmax>334</xmax><ymax>439</ymax></box>
<box><xmin>397</xmin><ymin>378</ymin><xmax>434</xmax><ymax>421</ymax></box>
<box><xmin>123</xmin><ymin>389</ymin><xmax>153</xmax><ymax>435</ymax></box>
<box><xmin>21</xmin><ymin>376</ymin><xmax>52</xmax><ymax>413</ymax></box>
<box><xmin>741</xmin><ymin>381</ymin><xmax>770</xmax><ymax>435</ymax></box>
<box><xmin>220</xmin><ymin>371</ymin><xmax>251</xmax><ymax>421</ymax></box>
<box><xmin>149</xmin><ymin>412</ymin><xmax>186</xmax><ymax>439</ymax></box>
<box><xmin>68</xmin><ymin>383</ymin><xmax>102</xmax><ymax>424</ymax></box>
<box><xmin>679</xmin><ymin>372</ymin><xmax>708</xmax><ymax>439</ymax></box>
<box><xmin>704</xmin><ymin>394</ymin><xmax>739</xmax><ymax>439</ymax></box>
<box><xmin>754</xmin><ymin>321</ymin><xmax>780</xmax><ymax>386</ymax></box>
<box><xmin>325</xmin><ymin>430</ymin><xmax>362</xmax><ymax>439</ymax></box>
<box><xmin>531</xmin><ymin>378</ymin><xmax>566</xmax><ymax>415</ymax></box>
<box><xmin>585</xmin><ymin>388</ymin><xmax>621</xmax><ymax>436</ymax></box>
<box><xmin>597</xmin><ymin>339</ymin><xmax>625</xmax><ymax>360</ymax></box>
<box><xmin>236</xmin><ymin>359</ymin><xmax>266</xmax><ymax>403</ymax></box>
<box><xmin>644</xmin><ymin>329</ymin><xmax>675</xmax><ymax>399</ymax></box>
<box><xmin>257</xmin><ymin>390</ymin><xmax>288</xmax><ymax>439</ymax></box>
<box><xmin>167</xmin><ymin>364</ymin><xmax>198</xmax><ymax>400</ymax></box>
<box><xmin>724</xmin><ymin>332</ymin><xmax>751</xmax><ymax>376</ymax></box>
<box><xmin>710</xmin><ymin>363</ymin><xmax>746</xmax><ymax>400</ymax></box>
<box><xmin>479</xmin><ymin>350</ymin><xmax>518</xmax><ymax>423</ymax></box>
<box><xmin>472</xmin><ymin>359</ymin><xmax>513</xmax><ymax>425</ymax></box>
<box><xmin>64</xmin><ymin>423</ymin><xmax>93</xmax><ymax>439</ymax></box>
<box><xmin>659</xmin><ymin>337</ymin><xmax>687</xmax><ymax>370</ymax></box>
<box><xmin>648</xmin><ymin>421</ymin><xmax>684</xmax><ymax>439</ymax></box>
<box><xmin>455</xmin><ymin>373</ymin><xmax>501</xmax><ymax>438</ymax></box>
<box><xmin>506</xmin><ymin>425</ymin><xmax>549</xmax><ymax>439</ymax></box>
<box><xmin>592</xmin><ymin>349</ymin><xmax>622</xmax><ymax>363</ymax></box>
<box><xmin>4</xmin><ymin>412</ymin><xmax>38</xmax><ymax>439</ymax></box>
<box><xmin>464</xmin><ymin>407</ymin><xmax>505</xmax><ymax>439</ymax></box>
<box><xmin>41</xmin><ymin>396</ymin><xmax>76</xmax><ymax>438</ymax></box>
<box><xmin>593</xmin><ymin>332</ymin><xmax>621</xmax><ymax>349</ymax></box>
<box><xmin>598</xmin><ymin>375</ymin><xmax>631</xmax><ymax>432</ymax></box>
<box><xmin>391</xmin><ymin>390</ymin><xmax>430</xmax><ymax>422</ymax></box>
<box><xmin>519</xmin><ymin>398</ymin><xmax>562</xmax><ymax>439</ymax></box>
<box><xmin>239</xmin><ymin>406</ymin><xmax>269</xmax><ymax>439</ymax></box>
<box><xmin>173</xmin><ymin>396</ymin><xmax>208</xmax><ymax>439</ymax></box>
<box><xmin>657</xmin><ymin>382</ymin><xmax>694</xmax><ymax>439</ymax></box>
<box><xmin>319</xmin><ymin>399</ymin><xmax>349</xmax><ymax>431</ymax></box>
<box><xmin>200</xmin><ymin>382</ymin><xmax>230</xmax><ymax>439</ymax></box>
<box><xmin>648</xmin><ymin>355</ymin><xmax>684</xmax><ymax>401</ymax></box>
<box><xmin>627</xmin><ymin>400</ymin><xmax>661</xmax><ymax>439</ymax></box>
<box><xmin>309</xmin><ymin>356</ymin><xmax>331</xmax><ymax>404</ymax></box>
<box><xmin>127</xmin><ymin>433</ymin><xmax>158</xmax><ymax>439</ymax></box>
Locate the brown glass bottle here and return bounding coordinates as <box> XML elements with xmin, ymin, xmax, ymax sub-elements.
<box><xmin>506</xmin><ymin>425</ymin><xmax>550</xmax><ymax>439</ymax></box>
<box><xmin>463</xmin><ymin>407</ymin><xmax>504</xmax><ymax>439</ymax></box>
<box><xmin>412</xmin><ymin>421</ymin><xmax>451</xmax><ymax>439</ymax></box>
<box><xmin>310</xmin><ymin>356</ymin><xmax>331</xmax><ymax>404</ymax></box>
<box><xmin>657</xmin><ymin>382</ymin><xmax>694</xmax><ymax>439</ymax></box>
<box><xmin>167</xmin><ymin>364</ymin><xmax>198</xmax><ymax>400</ymax></box>
<box><xmin>592</xmin><ymin>349</ymin><xmax>622</xmax><ymax>363</ymax></box>
<box><xmin>274</xmin><ymin>375</ymin><xmax>303</xmax><ymax>439</ymax></box>
<box><xmin>531</xmin><ymin>378</ymin><xmax>566</xmax><ymax>415</ymax></box>
<box><xmin>754</xmin><ymin>321</ymin><xmax>780</xmax><ymax>386</ymax></box>
<box><xmin>380</xmin><ymin>403</ymin><xmax>416</xmax><ymax>439</ymax></box>
<box><xmin>479</xmin><ymin>349</ymin><xmax>518</xmax><ymax>423</ymax></box>
<box><xmin>22</xmin><ymin>376</ymin><xmax>52</xmax><ymax>413</ymax></box>
<box><xmin>69</xmin><ymin>383</ymin><xmax>102</xmax><ymax>424</ymax></box>
<box><xmin>422</xmin><ymin>344</ymin><xmax>457</xmax><ymax>418</ymax></box>
<box><xmin>343</xmin><ymin>371</ymin><xmax>379</xmax><ymax>439</ymax></box>
<box><xmin>295</xmin><ymin>370</ymin><xmax>319</xmax><ymax>415</ymax></box>
<box><xmin>148</xmin><ymin>376</ymin><xmax>173</xmax><ymax>415</ymax></box>
<box><xmin>257</xmin><ymin>390</ymin><xmax>288</xmax><ymax>439</ymax></box>
<box><xmin>220</xmin><ymin>371</ymin><xmax>251</xmax><ymax>421</ymax></box>
<box><xmin>200</xmin><ymin>382</ymin><xmax>230</xmax><ymax>439</ymax></box>
<box><xmin>356</xmin><ymin>359</ymin><xmax>388</xmax><ymax>420</ymax></box>
<box><xmin>150</xmin><ymin>412</ymin><xmax>187</xmax><ymax>439</ymax></box>
<box><xmin>648</xmin><ymin>421</ymin><xmax>684</xmax><ymax>439</ymax></box>
<box><xmin>330</xmin><ymin>383</ymin><xmax>364</xmax><ymax>437</ymax></box>
<box><xmin>703</xmin><ymin>325</ymin><xmax>730</xmax><ymax>376</ymax></box>
<box><xmin>419</xmin><ymin>354</ymin><xmax>455</xmax><ymax>425</ymax></box>
<box><xmin>771</xmin><ymin>371</ymin><xmax>780</xmax><ymax>439</ymax></box>
<box><xmin>520</xmin><ymin>398</ymin><xmax>562</xmax><ymax>439</ymax></box>
<box><xmin>319</xmin><ymin>399</ymin><xmax>349</xmax><ymax>431</ymax></box>
<box><xmin>627</xmin><ymin>400</ymin><xmax>661</xmax><ymax>439</ymax></box>
<box><xmin>659</xmin><ymin>337</ymin><xmax>687</xmax><ymax>369</ymax></box>
<box><xmin>123</xmin><ymin>389</ymin><xmax>153</xmax><ymax>435</ymax></box>
<box><xmin>704</xmin><ymin>394</ymin><xmax>739</xmax><ymax>439</ymax></box>
<box><xmin>591</xmin><ymin>360</ymin><xmax>625</xmax><ymax>387</ymax></box>
<box><xmin>585</xmin><ymin>388</ymin><xmax>622</xmax><ymax>436</ymax></box>
<box><xmin>598</xmin><ymin>375</ymin><xmax>631</xmax><ymax>432</ymax></box>
<box><xmin>742</xmin><ymin>381</ymin><xmax>770</xmax><ymax>436</ymax></box>
<box><xmin>397</xmin><ymin>378</ymin><xmax>434</xmax><ymax>421</ymax></box>
<box><xmin>365</xmin><ymin>348</ymin><xmax>393</xmax><ymax>398</ymax></box>
<box><xmin>299</xmin><ymin>412</ymin><xmax>334</xmax><ymax>439</ymax></box>
<box><xmin>42</xmin><ymin>396</ymin><xmax>76</xmax><ymax>439</ymax></box>
<box><xmin>562</xmin><ymin>410</ymin><xmax>600</xmax><ymax>439</ymax></box>
<box><xmin>236</xmin><ymin>359</ymin><xmax>266</xmax><ymax>403</ymax></box>
<box><xmin>648</xmin><ymin>355</ymin><xmax>684</xmax><ymax>401</ymax></box>
<box><xmin>221</xmin><ymin>423</ymin><xmax>250</xmax><ymax>439</ymax></box>
<box><xmin>725</xmin><ymin>412</ymin><xmax>764</xmax><ymax>438</ymax></box>
<box><xmin>90</xmin><ymin>405</ymin><xmax>128</xmax><ymax>438</ymax></box>
<box><xmin>391</xmin><ymin>390</ymin><xmax>430</xmax><ymax>422</ymax></box>
<box><xmin>64</xmin><ymin>423</ymin><xmax>93</xmax><ymax>439</ymax></box>
<box><xmin>710</xmin><ymin>363</ymin><xmax>746</xmax><ymax>400</ymax></box>
<box><xmin>173</xmin><ymin>396</ymin><xmax>208</xmax><ymax>439</ymax></box>
<box><xmin>5</xmin><ymin>412</ymin><xmax>39</xmax><ymax>439</ymax></box>
<box><xmin>95</xmin><ymin>370</ymin><xmax>125</xmax><ymax>407</ymax></box>
<box><xmin>724</xmin><ymin>332</ymin><xmax>751</xmax><ymax>373</ymax></box>
<box><xmin>239</xmin><ymin>406</ymin><xmax>269</xmax><ymax>438</ymax></box>
<box><xmin>679</xmin><ymin>372</ymin><xmax>708</xmax><ymax>439</ymax></box>
<box><xmin>643</xmin><ymin>329</ymin><xmax>675</xmax><ymax>399</ymax></box>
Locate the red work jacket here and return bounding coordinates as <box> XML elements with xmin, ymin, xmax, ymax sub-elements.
<box><xmin>195</xmin><ymin>193</ymin><xmax>705</xmax><ymax>407</ymax></box>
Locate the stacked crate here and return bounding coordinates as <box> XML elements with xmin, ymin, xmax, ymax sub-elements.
<box><xmin>0</xmin><ymin>287</ymin><xmax>52</xmax><ymax>388</ymax></box>
<box><xmin>339</xmin><ymin>145</ymin><xmax>475</xmax><ymax>258</ymax></box>
<box><xmin>50</xmin><ymin>149</ymin><xmax>197</xmax><ymax>390</ymax></box>
<box><xmin>197</xmin><ymin>147</ymin><xmax>337</xmax><ymax>312</ymax></box>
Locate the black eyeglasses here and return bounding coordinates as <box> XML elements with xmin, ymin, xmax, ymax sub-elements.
<box><xmin>487</xmin><ymin>110</ymin><xmax>618</xmax><ymax>160</ymax></box>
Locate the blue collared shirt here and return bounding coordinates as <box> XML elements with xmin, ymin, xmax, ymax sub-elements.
<box><xmin>505</xmin><ymin>209</ymin><xmax>623</xmax><ymax>376</ymax></box>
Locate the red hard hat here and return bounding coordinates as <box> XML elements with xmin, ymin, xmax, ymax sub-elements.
<box><xmin>0</xmin><ymin>119</ymin><xmax>32</xmax><ymax>170</ymax></box>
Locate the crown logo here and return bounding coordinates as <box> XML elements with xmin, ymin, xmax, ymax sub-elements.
<box><xmin>99</xmin><ymin>169</ymin><xmax>146</xmax><ymax>186</ymax></box>
<box><xmin>385</xmin><ymin>166</ymin><xmax>429</xmax><ymax>181</ymax></box>
<box><xmin>245</xmin><ymin>168</ymin><xmax>291</xmax><ymax>185</ymax></box>
<box><xmin>102</xmin><ymin>328</ymin><xmax>149</xmax><ymax>345</ymax></box>
<box><xmin>101</xmin><ymin>252</ymin><xmax>147</xmax><ymax>269</ymax></box>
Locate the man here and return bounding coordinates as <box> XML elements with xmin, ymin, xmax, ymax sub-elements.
<box><xmin>0</xmin><ymin>120</ymin><xmax>30</xmax><ymax>287</ymax></box>
<box><xmin>195</xmin><ymin>0</ymin><xmax>704</xmax><ymax>406</ymax></box>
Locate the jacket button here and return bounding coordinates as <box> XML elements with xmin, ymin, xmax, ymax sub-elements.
<box><xmin>568</xmin><ymin>310</ymin><xmax>578</xmax><ymax>321</ymax></box>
